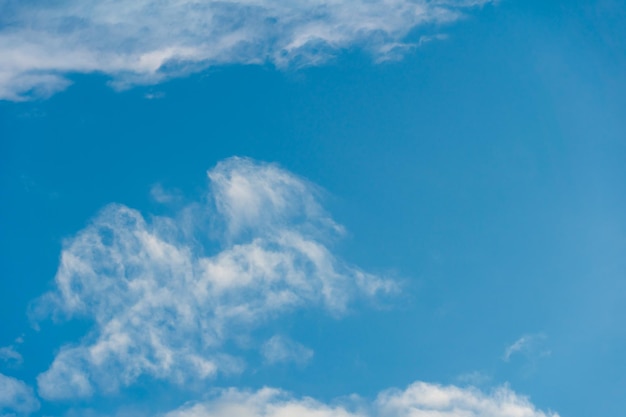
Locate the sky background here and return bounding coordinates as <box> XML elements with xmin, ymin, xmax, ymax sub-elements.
<box><xmin>1</xmin><ymin>0</ymin><xmax>626</xmax><ymax>416</ymax></box>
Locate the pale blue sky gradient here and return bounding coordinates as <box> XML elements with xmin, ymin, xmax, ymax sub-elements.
<box><xmin>1</xmin><ymin>1</ymin><xmax>625</xmax><ymax>416</ymax></box>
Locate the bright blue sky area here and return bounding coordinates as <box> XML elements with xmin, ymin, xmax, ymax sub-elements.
<box><xmin>1</xmin><ymin>1</ymin><xmax>625</xmax><ymax>416</ymax></box>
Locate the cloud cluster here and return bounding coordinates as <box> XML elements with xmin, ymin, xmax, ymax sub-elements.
<box><xmin>0</xmin><ymin>0</ymin><xmax>492</xmax><ymax>100</ymax></box>
<box><xmin>162</xmin><ymin>381</ymin><xmax>559</xmax><ymax>417</ymax></box>
<box><xmin>34</xmin><ymin>157</ymin><xmax>395</xmax><ymax>400</ymax></box>
<box><xmin>0</xmin><ymin>373</ymin><xmax>39</xmax><ymax>416</ymax></box>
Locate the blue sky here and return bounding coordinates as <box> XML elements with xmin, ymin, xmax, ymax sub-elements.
<box><xmin>1</xmin><ymin>0</ymin><xmax>625</xmax><ymax>416</ymax></box>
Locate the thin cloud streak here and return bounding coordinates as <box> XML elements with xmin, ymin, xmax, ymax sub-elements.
<box><xmin>0</xmin><ymin>0</ymin><xmax>492</xmax><ymax>100</ymax></box>
<box><xmin>503</xmin><ymin>334</ymin><xmax>550</xmax><ymax>362</ymax></box>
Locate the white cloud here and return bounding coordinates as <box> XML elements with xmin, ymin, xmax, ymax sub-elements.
<box><xmin>161</xmin><ymin>381</ymin><xmax>559</xmax><ymax>417</ymax></box>
<box><xmin>33</xmin><ymin>157</ymin><xmax>396</xmax><ymax>400</ymax></box>
<box><xmin>503</xmin><ymin>334</ymin><xmax>550</xmax><ymax>362</ymax></box>
<box><xmin>0</xmin><ymin>373</ymin><xmax>39</xmax><ymax>416</ymax></box>
<box><xmin>0</xmin><ymin>0</ymin><xmax>492</xmax><ymax>100</ymax></box>
<box><xmin>261</xmin><ymin>335</ymin><xmax>314</xmax><ymax>366</ymax></box>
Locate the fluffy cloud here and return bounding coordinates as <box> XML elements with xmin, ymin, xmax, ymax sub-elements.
<box><xmin>0</xmin><ymin>373</ymin><xmax>39</xmax><ymax>416</ymax></box>
<box><xmin>0</xmin><ymin>0</ymin><xmax>492</xmax><ymax>100</ymax></box>
<box><xmin>162</xmin><ymin>381</ymin><xmax>559</xmax><ymax>417</ymax></box>
<box><xmin>34</xmin><ymin>157</ymin><xmax>396</xmax><ymax>400</ymax></box>
<box><xmin>375</xmin><ymin>382</ymin><xmax>558</xmax><ymax>417</ymax></box>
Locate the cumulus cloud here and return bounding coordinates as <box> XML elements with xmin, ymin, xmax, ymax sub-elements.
<box><xmin>162</xmin><ymin>381</ymin><xmax>559</xmax><ymax>417</ymax></box>
<box><xmin>0</xmin><ymin>0</ymin><xmax>492</xmax><ymax>100</ymax></box>
<box><xmin>261</xmin><ymin>335</ymin><xmax>314</xmax><ymax>366</ymax></box>
<box><xmin>0</xmin><ymin>373</ymin><xmax>39</xmax><ymax>416</ymax></box>
<box><xmin>33</xmin><ymin>157</ymin><xmax>396</xmax><ymax>400</ymax></box>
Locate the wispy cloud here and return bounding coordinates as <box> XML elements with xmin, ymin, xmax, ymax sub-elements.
<box><xmin>0</xmin><ymin>0</ymin><xmax>492</xmax><ymax>100</ymax></box>
<box><xmin>261</xmin><ymin>335</ymin><xmax>314</xmax><ymax>366</ymax></box>
<box><xmin>0</xmin><ymin>346</ymin><xmax>23</xmax><ymax>366</ymax></box>
<box><xmin>32</xmin><ymin>157</ymin><xmax>396</xmax><ymax>400</ymax></box>
<box><xmin>162</xmin><ymin>381</ymin><xmax>559</xmax><ymax>417</ymax></box>
<box><xmin>503</xmin><ymin>334</ymin><xmax>550</xmax><ymax>362</ymax></box>
<box><xmin>0</xmin><ymin>373</ymin><xmax>40</xmax><ymax>416</ymax></box>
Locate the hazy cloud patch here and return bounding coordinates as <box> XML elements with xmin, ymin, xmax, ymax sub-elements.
<box><xmin>0</xmin><ymin>346</ymin><xmax>22</xmax><ymax>366</ymax></box>
<box><xmin>261</xmin><ymin>335</ymin><xmax>314</xmax><ymax>366</ymax></box>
